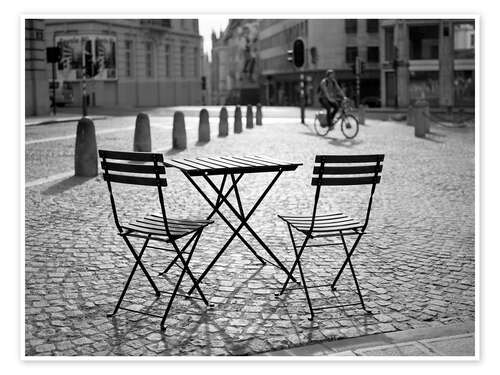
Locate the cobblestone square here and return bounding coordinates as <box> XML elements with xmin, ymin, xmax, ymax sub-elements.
<box><xmin>24</xmin><ymin>109</ymin><xmax>475</xmax><ymax>356</ymax></box>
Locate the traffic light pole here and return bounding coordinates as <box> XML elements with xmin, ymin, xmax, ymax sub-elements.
<box><xmin>300</xmin><ymin>72</ymin><xmax>305</xmax><ymax>124</ymax></box>
<box><xmin>82</xmin><ymin>71</ymin><xmax>88</xmax><ymax>117</ymax></box>
<box><xmin>51</xmin><ymin>62</ymin><xmax>56</xmax><ymax>115</ymax></box>
<box><xmin>355</xmin><ymin>56</ymin><xmax>360</xmax><ymax>108</ymax></box>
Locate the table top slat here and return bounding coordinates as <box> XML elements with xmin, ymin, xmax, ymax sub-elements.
<box><xmin>251</xmin><ymin>155</ymin><xmax>300</xmax><ymax>167</ymax></box>
<box><xmin>221</xmin><ymin>156</ymin><xmax>267</xmax><ymax>168</ymax></box>
<box><xmin>173</xmin><ymin>158</ymin><xmax>217</xmax><ymax>170</ymax></box>
<box><xmin>196</xmin><ymin>157</ymin><xmax>238</xmax><ymax>169</ymax></box>
<box><xmin>234</xmin><ymin>155</ymin><xmax>280</xmax><ymax>167</ymax></box>
<box><xmin>165</xmin><ymin>159</ymin><xmax>199</xmax><ymax>171</ymax></box>
<box><xmin>205</xmin><ymin>156</ymin><xmax>249</xmax><ymax>169</ymax></box>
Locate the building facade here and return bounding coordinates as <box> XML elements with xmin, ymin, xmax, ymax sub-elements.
<box><xmin>211</xmin><ymin>19</ymin><xmax>260</xmax><ymax>105</ymax></box>
<box><xmin>258</xmin><ymin>19</ymin><xmax>381</xmax><ymax>107</ymax></box>
<box><xmin>380</xmin><ymin>19</ymin><xmax>475</xmax><ymax>108</ymax></box>
<box><xmin>42</xmin><ymin>19</ymin><xmax>203</xmax><ymax>109</ymax></box>
<box><xmin>25</xmin><ymin>19</ymin><xmax>49</xmax><ymax>116</ymax></box>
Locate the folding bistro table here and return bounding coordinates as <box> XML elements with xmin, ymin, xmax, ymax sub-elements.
<box><xmin>163</xmin><ymin>155</ymin><xmax>302</xmax><ymax>294</ymax></box>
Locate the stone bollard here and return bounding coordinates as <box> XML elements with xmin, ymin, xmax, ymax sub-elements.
<box><xmin>234</xmin><ymin>105</ymin><xmax>242</xmax><ymax>134</ymax></box>
<box><xmin>198</xmin><ymin>108</ymin><xmax>210</xmax><ymax>143</ymax></box>
<box><xmin>74</xmin><ymin>117</ymin><xmax>97</xmax><ymax>177</ymax></box>
<box><xmin>172</xmin><ymin>111</ymin><xmax>187</xmax><ymax>150</ymax></box>
<box><xmin>256</xmin><ymin>103</ymin><xmax>263</xmax><ymax>125</ymax></box>
<box><xmin>407</xmin><ymin>104</ymin><xmax>415</xmax><ymax>126</ymax></box>
<box><xmin>414</xmin><ymin>100</ymin><xmax>429</xmax><ymax>138</ymax></box>
<box><xmin>246</xmin><ymin>104</ymin><xmax>254</xmax><ymax>129</ymax></box>
<box><xmin>358</xmin><ymin>105</ymin><xmax>366</xmax><ymax>125</ymax></box>
<box><xmin>133</xmin><ymin>112</ymin><xmax>151</xmax><ymax>152</ymax></box>
<box><xmin>219</xmin><ymin>107</ymin><xmax>229</xmax><ymax>137</ymax></box>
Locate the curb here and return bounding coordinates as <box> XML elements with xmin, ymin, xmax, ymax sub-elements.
<box><xmin>259</xmin><ymin>321</ymin><xmax>475</xmax><ymax>357</ymax></box>
<box><xmin>25</xmin><ymin>116</ymin><xmax>107</xmax><ymax>127</ymax></box>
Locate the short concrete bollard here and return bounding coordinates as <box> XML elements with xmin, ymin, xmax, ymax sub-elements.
<box><xmin>407</xmin><ymin>105</ymin><xmax>415</xmax><ymax>126</ymax></box>
<box><xmin>358</xmin><ymin>105</ymin><xmax>366</xmax><ymax>125</ymax></box>
<box><xmin>172</xmin><ymin>111</ymin><xmax>187</xmax><ymax>150</ymax></box>
<box><xmin>133</xmin><ymin>112</ymin><xmax>151</xmax><ymax>152</ymax></box>
<box><xmin>198</xmin><ymin>108</ymin><xmax>210</xmax><ymax>143</ymax></box>
<box><xmin>246</xmin><ymin>105</ymin><xmax>254</xmax><ymax>129</ymax></box>
<box><xmin>219</xmin><ymin>107</ymin><xmax>229</xmax><ymax>137</ymax></box>
<box><xmin>74</xmin><ymin>117</ymin><xmax>97</xmax><ymax>177</ymax></box>
<box><xmin>256</xmin><ymin>103</ymin><xmax>263</xmax><ymax>125</ymax></box>
<box><xmin>414</xmin><ymin>100</ymin><xmax>429</xmax><ymax>138</ymax></box>
<box><xmin>234</xmin><ymin>106</ymin><xmax>242</xmax><ymax>134</ymax></box>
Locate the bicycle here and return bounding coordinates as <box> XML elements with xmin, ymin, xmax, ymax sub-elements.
<box><xmin>314</xmin><ymin>98</ymin><xmax>359</xmax><ymax>139</ymax></box>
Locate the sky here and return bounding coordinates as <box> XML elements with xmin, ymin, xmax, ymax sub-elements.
<box><xmin>198</xmin><ymin>16</ymin><xmax>230</xmax><ymax>56</ymax></box>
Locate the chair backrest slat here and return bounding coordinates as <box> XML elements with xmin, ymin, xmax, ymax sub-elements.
<box><xmin>312</xmin><ymin>165</ymin><xmax>383</xmax><ymax>175</ymax></box>
<box><xmin>98</xmin><ymin>149</ymin><xmax>163</xmax><ymax>162</ymax></box>
<box><xmin>103</xmin><ymin>173</ymin><xmax>167</xmax><ymax>186</ymax></box>
<box><xmin>312</xmin><ymin>176</ymin><xmax>381</xmax><ymax>186</ymax></box>
<box><xmin>100</xmin><ymin>161</ymin><xmax>165</xmax><ymax>175</ymax></box>
<box><xmin>314</xmin><ymin>154</ymin><xmax>384</xmax><ymax>163</ymax></box>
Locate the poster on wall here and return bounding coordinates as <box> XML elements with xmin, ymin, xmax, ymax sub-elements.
<box><xmin>55</xmin><ymin>35</ymin><xmax>117</xmax><ymax>81</ymax></box>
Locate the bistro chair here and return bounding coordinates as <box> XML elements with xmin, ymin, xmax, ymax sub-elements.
<box><xmin>99</xmin><ymin>150</ymin><xmax>213</xmax><ymax>331</ymax></box>
<box><xmin>275</xmin><ymin>154</ymin><xmax>384</xmax><ymax>320</ymax></box>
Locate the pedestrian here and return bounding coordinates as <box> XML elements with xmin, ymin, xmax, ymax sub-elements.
<box><xmin>318</xmin><ymin>69</ymin><xmax>347</xmax><ymax>127</ymax></box>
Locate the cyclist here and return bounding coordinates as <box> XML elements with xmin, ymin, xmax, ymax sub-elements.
<box><xmin>318</xmin><ymin>69</ymin><xmax>347</xmax><ymax>127</ymax></box>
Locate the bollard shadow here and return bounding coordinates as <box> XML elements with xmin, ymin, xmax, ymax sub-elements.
<box><xmin>41</xmin><ymin>175</ymin><xmax>94</xmax><ymax>196</ymax></box>
<box><xmin>328</xmin><ymin>137</ymin><xmax>363</xmax><ymax>148</ymax></box>
<box><xmin>419</xmin><ymin>134</ymin><xmax>445</xmax><ymax>143</ymax></box>
<box><xmin>195</xmin><ymin>141</ymin><xmax>210</xmax><ymax>147</ymax></box>
<box><xmin>165</xmin><ymin>148</ymin><xmax>185</xmax><ymax>156</ymax></box>
<box><xmin>427</xmin><ymin>130</ymin><xmax>446</xmax><ymax>137</ymax></box>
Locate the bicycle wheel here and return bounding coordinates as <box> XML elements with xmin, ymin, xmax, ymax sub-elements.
<box><xmin>314</xmin><ymin>113</ymin><xmax>331</xmax><ymax>136</ymax></box>
<box><xmin>341</xmin><ymin>114</ymin><xmax>359</xmax><ymax>139</ymax></box>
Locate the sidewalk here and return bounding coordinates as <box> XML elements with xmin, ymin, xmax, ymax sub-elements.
<box><xmin>25</xmin><ymin>114</ymin><xmax>106</xmax><ymax>126</ymax></box>
<box><xmin>262</xmin><ymin>322</ymin><xmax>475</xmax><ymax>357</ymax></box>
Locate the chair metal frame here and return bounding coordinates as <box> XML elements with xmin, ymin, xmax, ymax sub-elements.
<box><xmin>99</xmin><ymin>149</ymin><xmax>212</xmax><ymax>330</ymax></box>
<box><xmin>276</xmin><ymin>154</ymin><xmax>384</xmax><ymax>320</ymax></box>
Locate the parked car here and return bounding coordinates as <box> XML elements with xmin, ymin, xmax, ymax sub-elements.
<box><xmin>49</xmin><ymin>80</ymin><xmax>74</xmax><ymax>106</ymax></box>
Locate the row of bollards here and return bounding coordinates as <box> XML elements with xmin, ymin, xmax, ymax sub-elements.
<box><xmin>75</xmin><ymin>104</ymin><xmax>264</xmax><ymax>177</ymax></box>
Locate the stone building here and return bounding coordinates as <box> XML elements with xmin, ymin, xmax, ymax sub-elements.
<box><xmin>40</xmin><ymin>19</ymin><xmax>203</xmax><ymax>109</ymax></box>
<box><xmin>258</xmin><ymin>19</ymin><xmax>381</xmax><ymax>107</ymax></box>
<box><xmin>211</xmin><ymin>19</ymin><xmax>260</xmax><ymax>105</ymax></box>
<box><xmin>379</xmin><ymin>19</ymin><xmax>475</xmax><ymax>108</ymax></box>
<box><xmin>25</xmin><ymin>19</ymin><xmax>49</xmax><ymax>116</ymax></box>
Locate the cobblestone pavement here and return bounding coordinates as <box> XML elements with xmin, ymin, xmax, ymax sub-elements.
<box><xmin>24</xmin><ymin>110</ymin><xmax>475</xmax><ymax>356</ymax></box>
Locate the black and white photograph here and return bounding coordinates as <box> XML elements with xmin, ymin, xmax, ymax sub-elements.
<box><xmin>13</xmin><ymin>0</ymin><xmax>493</xmax><ymax>370</ymax></box>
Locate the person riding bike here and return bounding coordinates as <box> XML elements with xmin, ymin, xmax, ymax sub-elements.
<box><xmin>318</xmin><ymin>69</ymin><xmax>347</xmax><ymax>127</ymax></box>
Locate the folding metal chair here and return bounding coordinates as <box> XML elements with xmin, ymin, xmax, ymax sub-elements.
<box><xmin>99</xmin><ymin>150</ymin><xmax>213</xmax><ymax>331</ymax></box>
<box><xmin>276</xmin><ymin>154</ymin><xmax>384</xmax><ymax>320</ymax></box>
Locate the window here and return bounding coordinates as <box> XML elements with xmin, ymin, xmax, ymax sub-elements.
<box><xmin>345</xmin><ymin>46</ymin><xmax>358</xmax><ymax>63</ymax></box>
<box><xmin>409</xmin><ymin>25</ymin><xmax>439</xmax><ymax>60</ymax></box>
<box><xmin>384</xmin><ymin>26</ymin><xmax>395</xmax><ymax>62</ymax></box>
<box><xmin>145</xmin><ymin>42</ymin><xmax>154</xmax><ymax>77</ymax></box>
<box><xmin>180</xmin><ymin>19</ymin><xmax>186</xmax><ymax>29</ymax></box>
<box><xmin>367</xmin><ymin>46</ymin><xmax>379</xmax><ymax>63</ymax></box>
<box><xmin>454</xmin><ymin>22</ymin><xmax>475</xmax><ymax>59</ymax></box>
<box><xmin>193</xmin><ymin>47</ymin><xmax>199</xmax><ymax>77</ymax></box>
<box><xmin>180</xmin><ymin>46</ymin><xmax>185</xmax><ymax>77</ymax></box>
<box><xmin>165</xmin><ymin>44</ymin><xmax>171</xmax><ymax>77</ymax></box>
<box><xmin>161</xmin><ymin>19</ymin><xmax>171</xmax><ymax>28</ymax></box>
<box><xmin>366</xmin><ymin>19</ymin><xmax>379</xmax><ymax>33</ymax></box>
<box><xmin>124</xmin><ymin>40</ymin><xmax>133</xmax><ymax>77</ymax></box>
<box><xmin>345</xmin><ymin>19</ymin><xmax>357</xmax><ymax>34</ymax></box>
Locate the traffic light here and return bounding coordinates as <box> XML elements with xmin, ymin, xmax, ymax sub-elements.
<box><xmin>310</xmin><ymin>46</ymin><xmax>318</xmax><ymax>65</ymax></box>
<box><xmin>201</xmin><ymin>76</ymin><xmax>206</xmax><ymax>90</ymax></box>
<box><xmin>287</xmin><ymin>38</ymin><xmax>305</xmax><ymax>68</ymax></box>
<box><xmin>360</xmin><ymin>60</ymin><xmax>365</xmax><ymax>74</ymax></box>
<box><xmin>292</xmin><ymin>38</ymin><xmax>305</xmax><ymax>68</ymax></box>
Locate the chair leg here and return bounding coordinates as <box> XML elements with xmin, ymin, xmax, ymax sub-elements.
<box><xmin>160</xmin><ymin>231</ymin><xmax>201</xmax><ymax>330</ymax></box>
<box><xmin>277</xmin><ymin>225</ymin><xmax>314</xmax><ymax>320</ymax></box>
<box><xmin>332</xmin><ymin>232</ymin><xmax>367</xmax><ymax>311</ymax></box>
<box><xmin>277</xmin><ymin>224</ymin><xmax>309</xmax><ymax>295</ymax></box>
<box><xmin>158</xmin><ymin>230</ymin><xmax>198</xmax><ymax>276</ymax></box>
<box><xmin>108</xmin><ymin>235</ymin><xmax>156</xmax><ymax>317</ymax></box>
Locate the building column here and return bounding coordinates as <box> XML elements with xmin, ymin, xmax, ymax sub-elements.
<box><xmin>395</xmin><ymin>21</ymin><xmax>410</xmax><ymax>107</ymax></box>
<box><xmin>439</xmin><ymin>20</ymin><xmax>455</xmax><ymax>108</ymax></box>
